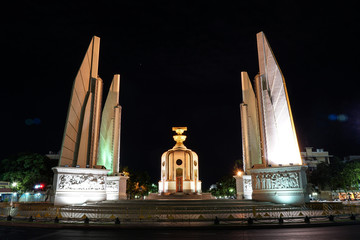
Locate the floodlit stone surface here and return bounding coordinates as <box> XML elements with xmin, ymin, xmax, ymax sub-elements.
<box><xmin>250</xmin><ymin>165</ymin><xmax>308</xmax><ymax>204</ymax></box>
<box><xmin>59</xmin><ymin>36</ymin><xmax>102</xmax><ymax>168</ymax></box>
<box><xmin>97</xmin><ymin>74</ymin><xmax>122</xmax><ymax>175</ymax></box>
<box><xmin>52</xmin><ymin>167</ymin><xmax>109</xmax><ymax>205</ymax></box>
<box><xmin>238</xmin><ymin>32</ymin><xmax>308</xmax><ymax>204</ymax></box>
<box><xmin>240</xmin><ymin>71</ymin><xmax>262</xmax><ymax>172</ymax></box>
<box><xmin>53</xmin><ymin>37</ymin><xmax>127</xmax><ymax>205</ymax></box>
<box><xmin>256</xmin><ymin>32</ymin><xmax>302</xmax><ymax>166</ymax></box>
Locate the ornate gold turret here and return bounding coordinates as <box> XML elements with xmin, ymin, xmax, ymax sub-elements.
<box><xmin>172</xmin><ymin>127</ymin><xmax>187</xmax><ymax>149</ymax></box>
<box><xmin>154</xmin><ymin>126</ymin><xmax>203</xmax><ymax>195</ymax></box>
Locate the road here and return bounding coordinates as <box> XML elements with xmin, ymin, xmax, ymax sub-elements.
<box><xmin>1</xmin><ymin>225</ymin><xmax>359</xmax><ymax>240</ymax></box>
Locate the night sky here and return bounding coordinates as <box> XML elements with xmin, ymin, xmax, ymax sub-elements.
<box><xmin>2</xmin><ymin>2</ymin><xmax>359</xmax><ymax>189</ymax></box>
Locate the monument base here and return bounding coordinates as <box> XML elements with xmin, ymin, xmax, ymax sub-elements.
<box><xmin>249</xmin><ymin>165</ymin><xmax>309</xmax><ymax>205</ymax></box>
<box><xmin>118</xmin><ymin>175</ymin><xmax>128</xmax><ymax>199</ymax></box>
<box><xmin>52</xmin><ymin>167</ymin><xmax>110</xmax><ymax>206</ymax></box>
<box><xmin>106</xmin><ymin>175</ymin><xmax>129</xmax><ymax>201</ymax></box>
<box><xmin>158</xmin><ymin>180</ymin><xmax>202</xmax><ymax>194</ymax></box>
<box><xmin>234</xmin><ymin>174</ymin><xmax>253</xmax><ymax>200</ymax></box>
<box><xmin>146</xmin><ymin>192</ymin><xmax>214</xmax><ymax>200</ymax></box>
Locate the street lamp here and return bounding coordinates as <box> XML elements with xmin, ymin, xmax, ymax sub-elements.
<box><xmin>236</xmin><ymin>170</ymin><xmax>243</xmax><ymax>177</ymax></box>
<box><xmin>11</xmin><ymin>182</ymin><xmax>17</xmax><ymax>187</ymax></box>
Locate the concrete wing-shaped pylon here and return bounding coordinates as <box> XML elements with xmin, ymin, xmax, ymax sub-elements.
<box><xmin>240</xmin><ymin>72</ymin><xmax>263</xmax><ymax>172</ymax></box>
<box><xmin>97</xmin><ymin>74</ymin><xmax>122</xmax><ymax>175</ymax></box>
<box><xmin>256</xmin><ymin>32</ymin><xmax>302</xmax><ymax>166</ymax></box>
<box><xmin>59</xmin><ymin>36</ymin><xmax>103</xmax><ymax>168</ymax></box>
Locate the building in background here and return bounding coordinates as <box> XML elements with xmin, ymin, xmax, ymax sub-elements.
<box><xmin>0</xmin><ymin>181</ymin><xmax>12</xmax><ymax>202</ymax></box>
<box><xmin>344</xmin><ymin>155</ymin><xmax>360</xmax><ymax>162</ymax></box>
<box><xmin>301</xmin><ymin>147</ymin><xmax>332</xmax><ymax>171</ymax></box>
<box><xmin>45</xmin><ymin>151</ymin><xmax>60</xmax><ymax>161</ymax></box>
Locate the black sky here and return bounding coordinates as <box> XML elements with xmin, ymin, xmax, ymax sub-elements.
<box><xmin>1</xmin><ymin>2</ymin><xmax>359</xmax><ymax>188</ymax></box>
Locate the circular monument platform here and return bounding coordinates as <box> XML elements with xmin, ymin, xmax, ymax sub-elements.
<box><xmin>146</xmin><ymin>192</ymin><xmax>214</xmax><ymax>200</ymax></box>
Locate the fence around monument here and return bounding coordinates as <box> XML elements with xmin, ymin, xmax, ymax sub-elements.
<box><xmin>1</xmin><ymin>201</ymin><xmax>359</xmax><ymax>224</ymax></box>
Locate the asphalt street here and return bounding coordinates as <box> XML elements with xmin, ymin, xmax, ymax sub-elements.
<box><xmin>1</xmin><ymin>225</ymin><xmax>359</xmax><ymax>240</ymax></box>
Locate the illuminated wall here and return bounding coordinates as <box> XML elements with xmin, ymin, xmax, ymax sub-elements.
<box><xmin>239</xmin><ymin>32</ymin><xmax>307</xmax><ymax>204</ymax></box>
<box><xmin>240</xmin><ymin>72</ymin><xmax>263</xmax><ymax>172</ymax></box>
<box><xmin>255</xmin><ymin>32</ymin><xmax>302</xmax><ymax>166</ymax></box>
<box><xmin>59</xmin><ymin>36</ymin><xmax>102</xmax><ymax>168</ymax></box>
<box><xmin>54</xmin><ymin>37</ymin><xmax>128</xmax><ymax>205</ymax></box>
<box><xmin>97</xmin><ymin>75</ymin><xmax>122</xmax><ymax>175</ymax></box>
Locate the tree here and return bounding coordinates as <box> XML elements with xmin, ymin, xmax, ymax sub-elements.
<box><xmin>210</xmin><ymin>175</ymin><xmax>236</xmax><ymax>198</ymax></box>
<box><xmin>308</xmin><ymin>157</ymin><xmax>360</xmax><ymax>192</ymax></box>
<box><xmin>0</xmin><ymin>153</ymin><xmax>56</xmax><ymax>192</ymax></box>
<box><xmin>310</xmin><ymin>162</ymin><xmax>332</xmax><ymax>190</ymax></box>
<box><xmin>120</xmin><ymin>167</ymin><xmax>158</xmax><ymax>199</ymax></box>
<box><xmin>338</xmin><ymin>161</ymin><xmax>360</xmax><ymax>191</ymax></box>
<box><xmin>309</xmin><ymin>156</ymin><xmax>347</xmax><ymax>191</ymax></box>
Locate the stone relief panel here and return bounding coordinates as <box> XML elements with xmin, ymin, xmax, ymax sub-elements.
<box><xmin>243</xmin><ymin>178</ymin><xmax>253</xmax><ymax>192</ymax></box>
<box><xmin>252</xmin><ymin>171</ymin><xmax>300</xmax><ymax>190</ymax></box>
<box><xmin>106</xmin><ymin>180</ymin><xmax>119</xmax><ymax>192</ymax></box>
<box><xmin>58</xmin><ymin>174</ymin><xmax>106</xmax><ymax>191</ymax></box>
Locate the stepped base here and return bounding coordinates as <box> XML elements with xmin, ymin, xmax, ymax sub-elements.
<box><xmin>146</xmin><ymin>192</ymin><xmax>215</xmax><ymax>200</ymax></box>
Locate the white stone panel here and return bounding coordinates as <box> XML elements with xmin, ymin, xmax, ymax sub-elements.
<box><xmin>240</xmin><ymin>72</ymin><xmax>262</xmax><ymax>171</ymax></box>
<box><xmin>52</xmin><ymin>167</ymin><xmax>109</xmax><ymax>206</ymax></box>
<box><xmin>249</xmin><ymin>165</ymin><xmax>308</xmax><ymax>204</ymax></box>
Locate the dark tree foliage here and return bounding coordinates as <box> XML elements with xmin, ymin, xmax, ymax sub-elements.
<box><xmin>339</xmin><ymin>161</ymin><xmax>360</xmax><ymax>191</ymax></box>
<box><xmin>309</xmin><ymin>157</ymin><xmax>360</xmax><ymax>192</ymax></box>
<box><xmin>210</xmin><ymin>174</ymin><xmax>236</xmax><ymax>198</ymax></box>
<box><xmin>120</xmin><ymin>166</ymin><xmax>158</xmax><ymax>199</ymax></box>
<box><xmin>0</xmin><ymin>153</ymin><xmax>56</xmax><ymax>192</ymax></box>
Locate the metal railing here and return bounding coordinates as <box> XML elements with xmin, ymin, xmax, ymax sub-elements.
<box><xmin>1</xmin><ymin>201</ymin><xmax>359</xmax><ymax>225</ymax></box>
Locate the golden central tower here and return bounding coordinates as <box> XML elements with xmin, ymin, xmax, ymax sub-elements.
<box><xmin>158</xmin><ymin>127</ymin><xmax>201</xmax><ymax>194</ymax></box>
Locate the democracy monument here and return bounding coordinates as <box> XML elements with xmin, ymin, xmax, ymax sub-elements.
<box><xmin>158</xmin><ymin>127</ymin><xmax>201</xmax><ymax>194</ymax></box>
<box><xmin>52</xmin><ymin>36</ymin><xmax>128</xmax><ymax>205</ymax></box>
<box><xmin>147</xmin><ymin>127</ymin><xmax>213</xmax><ymax>199</ymax></box>
<box><xmin>51</xmin><ymin>32</ymin><xmax>308</xmax><ymax>206</ymax></box>
<box><xmin>234</xmin><ymin>32</ymin><xmax>308</xmax><ymax>204</ymax></box>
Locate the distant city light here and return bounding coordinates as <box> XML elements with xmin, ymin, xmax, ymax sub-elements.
<box><xmin>328</xmin><ymin>114</ymin><xmax>348</xmax><ymax>122</ymax></box>
<box><xmin>337</xmin><ymin>114</ymin><xmax>348</xmax><ymax>122</ymax></box>
<box><xmin>328</xmin><ymin>114</ymin><xmax>337</xmax><ymax>121</ymax></box>
<box><xmin>34</xmin><ymin>184</ymin><xmax>44</xmax><ymax>189</ymax></box>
